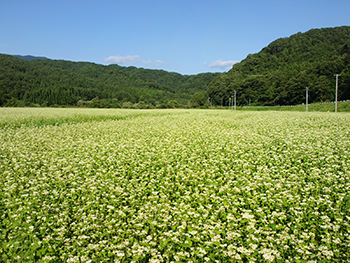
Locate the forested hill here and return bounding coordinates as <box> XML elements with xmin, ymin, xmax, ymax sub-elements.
<box><xmin>208</xmin><ymin>26</ymin><xmax>350</xmax><ymax>106</ymax></box>
<box><xmin>0</xmin><ymin>54</ymin><xmax>220</xmax><ymax>107</ymax></box>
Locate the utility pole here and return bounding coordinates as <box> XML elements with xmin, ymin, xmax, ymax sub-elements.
<box><xmin>234</xmin><ymin>90</ymin><xmax>236</xmax><ymax>111</ymax></box>
<box><xmin>334</xmin><ymin>74</ymin><xmax>340</xmax><ymax>112</ymax></box>
<box><xmin>306</xmin><ymin>87</ymin><xmax>308</xmax><ymax>112</ymax></box>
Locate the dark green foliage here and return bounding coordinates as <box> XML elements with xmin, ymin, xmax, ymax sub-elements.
<box><xmin>190</xmin><ymin>92</ymin><xmax>207</xmax><ymax>108</ymax></box>
<box><xmin>167</xmin><ymin>100</ymin><xmax>180</xmax><ymax>108</ymax></box>
<box><xmin>0</xmin><ymin>54</ymin><xmax>220</xmax><ymax>107</ymax></box>
<box><xmin>208</xmin><ymin>26</ymin><xmax>350</xmax><ymax>106</ymax></box>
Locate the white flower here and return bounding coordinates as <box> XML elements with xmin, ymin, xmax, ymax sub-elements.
<box><xmin>116</xmin><ymin>251</ymin><xmax>124</xmax><ymax>257</ymax></box>
<box><xmin>263</xmin><ymin>253</ymin><xmax>275</xmax><ymax>262</ymax></box>
<box><xmin>250</xmin><ymin>244</ymin><xmax>258</xmax><ymax>250</ymax></box>
<box><xmin>242</xmin><ymin>212</ymin><xmax>254</xmax><ymax>220</ymax></box>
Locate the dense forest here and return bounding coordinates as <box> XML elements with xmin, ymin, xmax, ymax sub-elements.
<box><xmin>208</xmin><ymin>26</ymin><xmax>350</xmax><ymax>106</ymax></box>
<box><xmin>0</xmin><ymin>54</ymin><xmax>220</xmax><ymax>108</ymax></box>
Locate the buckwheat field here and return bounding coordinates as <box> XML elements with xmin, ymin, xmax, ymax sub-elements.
<box><xmin>1</xmin><ymin>108</ymin><xmax>349</xmax><ymax>262</ymax></box>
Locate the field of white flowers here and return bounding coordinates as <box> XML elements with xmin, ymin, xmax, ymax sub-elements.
<box><xmin>1</xmin><ymin>108</ymin><xmax>349</xmax><ymax>262</ymax></box>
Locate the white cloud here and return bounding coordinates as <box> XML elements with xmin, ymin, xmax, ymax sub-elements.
<box><xmin>105</xmin><ymin>56</ymin><xmax>169</xmax><ymax>69</ymax></box>
<box><xmin>155</xmin><ymin>60</ymin><xmax>166</xmax><ymax>66</ymax></box>
<box><xmin>142</xmin><ymin>60</ymin><xmax>153</xmax><ymax>67</ymax></box>
<box><xmin>105</xmin><ymin>55</ymin><xmax>141</xmax><ymax>65</ymax></box>
<box><xmin>209</xmin><ymin>60</ymin><xmax>238</xmax><ymax>70</ymax></box>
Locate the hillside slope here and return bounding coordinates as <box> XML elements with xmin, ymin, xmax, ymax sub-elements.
<box><xmin>0</xmin><ymin>54</ymin><xmax>219</xmax><ymax>107</ymax></box>
<box><xmin>208</xmin><ymin>26</ymin><xmax>350</xmax><ymax>106</ymax></box>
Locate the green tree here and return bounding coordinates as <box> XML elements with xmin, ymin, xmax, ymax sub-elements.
<box><xmin>190</xmin><ymin>92</ymin><xmax>206</xmax><ymax>108</ymax></box>
<box><xmin>167</xmin><ymin>100</ymin><xmax>180</xmax><ymax>108</ymax></box>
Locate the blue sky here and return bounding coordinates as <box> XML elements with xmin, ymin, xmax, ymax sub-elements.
<box><xmin>1</xmin><ymin>0</ymin><xmax>349</xmax><ymax>75</ymax></box>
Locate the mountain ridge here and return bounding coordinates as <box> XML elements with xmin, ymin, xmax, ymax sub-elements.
<box><xmin>208</xmin><ymin>26</ymin><xmax>350</xmax><ymax>106</ymax></box>
<box><xmin>12</xmin><ymin>54</ymin><xmax>48</xmax><ymax>61</ymax></box>
<box><xmin>2</xmin><ymin>26</ymin><xmax>350</xmax><ymax>108</ymax></box>
<box><xmin>0</xmin><ymin>54</ymin><xmax>219</xmax><ymax>107</ymax></box>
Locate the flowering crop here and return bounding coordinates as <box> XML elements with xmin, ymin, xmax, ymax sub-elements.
<box><xmin>0</xmin><ymin>108</ymin><xmax>156</xmax><ymax>129</ymax></box>
<box><xmin>1</xmin><ymin>109</ymin><xmax>349</xmax><ymax>262</ymax></box>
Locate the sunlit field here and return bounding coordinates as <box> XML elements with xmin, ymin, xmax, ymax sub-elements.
<box><xmin>1</xmin><ymin>108</ymin><xmax>349</xmax><ymax>262</ymax></box>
